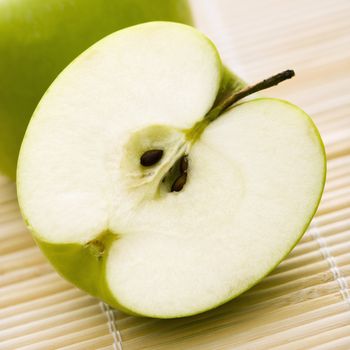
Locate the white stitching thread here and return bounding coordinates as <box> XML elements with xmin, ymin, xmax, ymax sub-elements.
<box><xmin>100</xmin><ymin>302</ymin><xmax>123</xmax><ymax>350</ymax></box>
<box><xmin>310</xmin><ymin>220</ymin><xmax>350</xmax><ymax>305</ymax></box>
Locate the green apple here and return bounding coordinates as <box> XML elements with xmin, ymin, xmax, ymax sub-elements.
<box><xmin>0</xmin><ymin>0</ymin><xmax>193</xmax><ymax>180</ymax></box>
<box><xmin>17</xmin><ymin>22</ymin><xmax>326</xmax><ymax>318</ymax></box>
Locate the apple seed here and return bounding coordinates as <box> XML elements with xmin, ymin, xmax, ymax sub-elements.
<box><xmin>140</xmin><ymin>149</ymin><xmax>164</xmax><ymax>167</ymax></box>
<box><xmin>171</xmin><ymin>173</ymin><xmax>187</xmax><ymax>192</ymax></box>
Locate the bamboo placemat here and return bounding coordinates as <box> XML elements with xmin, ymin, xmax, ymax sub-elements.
<box><xmin>1</xmin><ymin>0</ymin><xmax>350</xmax><ymax>349</ymax></box>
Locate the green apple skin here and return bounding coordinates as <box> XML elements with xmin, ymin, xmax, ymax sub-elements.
<box><xmin>0</xmin><ymin>0</ymin><xmax>192</xmax><ymax>179</ymax></box>
<box><xmin>35</xmin><ymin>233</ymin><xmax>139</xmax><ymax>316</ymax></box>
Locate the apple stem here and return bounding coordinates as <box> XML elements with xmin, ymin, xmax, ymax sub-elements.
<box><xmin>206</xmin><ymin>69</ymin><xmax>295</xmax><ymax>123</ymax></box>
<box><xmin>171</xmin><ymin>70</ymin><xmax>295</xmax><ymax>193</ymax></box>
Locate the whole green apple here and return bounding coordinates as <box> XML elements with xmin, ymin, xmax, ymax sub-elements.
<box><xmin>0</xmin><ymin>0</ymin><xmax>193</xmax><ymax>179</ymax></box>
<box><xmin>17</xmin><ymin>22</ymin><xmax>325</xmax><ymax>318</ymax></box>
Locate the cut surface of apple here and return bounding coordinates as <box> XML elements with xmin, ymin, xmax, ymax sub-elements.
<box><xmin>17</xmin><ymin>22</ymin><xmax>326</xmax><ymax>318</ymax></box>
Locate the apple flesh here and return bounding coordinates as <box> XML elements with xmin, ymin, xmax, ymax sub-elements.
<box><xmin>17</xmin><ymin>22</ymin><xmax>326</xmax><ymax>318</ymax></box>
<box><xmin>0</xmin><ymin>0</ymin><xmax>192</xmax><ymax>179</ymax></box>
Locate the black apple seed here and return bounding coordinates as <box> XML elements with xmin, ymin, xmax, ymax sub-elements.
<box><xmin>140</xmin><ymin>149</ymin><xmax>163</xmax><ymax>166</ymax></box>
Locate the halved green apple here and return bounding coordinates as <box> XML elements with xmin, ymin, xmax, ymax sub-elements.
<box><xmin>17</xmin><ymin>22</ymin><xmax>326</xmax><ymax>318</ymax></box>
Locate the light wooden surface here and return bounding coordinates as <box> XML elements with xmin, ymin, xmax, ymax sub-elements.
<box><xmin>1</xmin><ymin>0</ymin><xmax>350</xmax><ymax>349</ymax></box>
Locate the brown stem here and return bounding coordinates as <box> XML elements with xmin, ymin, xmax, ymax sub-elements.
<box><xmin>206</xmin><ymin>69</ymin><xmax>295</xmax><ymax>122</ymax></box>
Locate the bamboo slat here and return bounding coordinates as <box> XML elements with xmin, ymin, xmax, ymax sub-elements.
<box><xmin>1</xmin><ymin>0</ymin><xmax>349</xmax><ymax>349</ymax></box>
